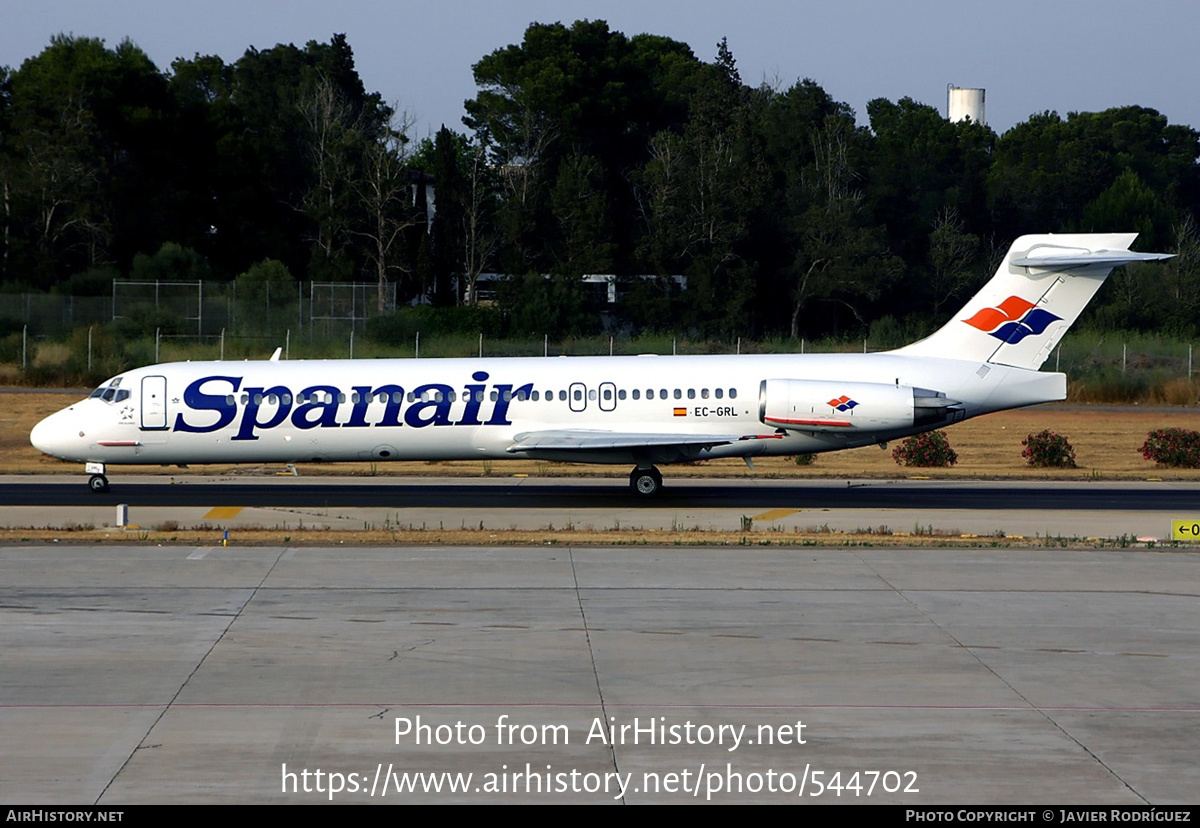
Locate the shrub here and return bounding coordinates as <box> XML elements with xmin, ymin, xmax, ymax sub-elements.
<box><xmin>892</xmin><ymin>431</ymin><xmax>958</xmax><ymax>467</ymax></box>
<box><xmin>1140</xmin><ymin>428</ymin><xmax>1200</xmax><ymax>468</ymax></box>
<box><xmin>1021</xmin><ymin>429</ymin><xmax>1077</xmax><ymax>468</ymax></box>
<box><xmin>794</xmin><ymin>453</ymin><xmax>816</xmax><ymax>466</ymax></box>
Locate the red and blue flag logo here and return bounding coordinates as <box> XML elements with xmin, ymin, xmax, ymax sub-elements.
<box><xmin>962</xmin><ymin>296</ymin><xmax>1060</xmax><ymax>345</ymax></box>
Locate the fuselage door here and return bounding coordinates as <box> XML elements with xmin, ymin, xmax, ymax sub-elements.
<box><xmin>140</xmin><ymin>375</ymin><xmax>168</xmax><ymax>430</ymax></box>
<box><xmin>568</xmin><ymin>382</ymin><xmax>587</xmax><ymax>413</ymax></box>
<box><xmin>598</xmin><ymin>381</ymin><xmax>617</xmax><ymax>412</ymax></box>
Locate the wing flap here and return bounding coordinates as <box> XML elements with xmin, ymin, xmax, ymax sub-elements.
<box><xmin>507</xmin><ymin>429</ymin><xmax>748</xmax><ymax>454</ymax></box>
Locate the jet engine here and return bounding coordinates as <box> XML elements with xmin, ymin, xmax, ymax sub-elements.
<box><xmin>759</xmin><ymin>379</ymin><xmax>961</xmax><ymax>433</ymax></box>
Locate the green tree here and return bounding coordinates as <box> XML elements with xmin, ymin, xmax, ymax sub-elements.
<box><xmin>927</xmin><ymin>208</ymin><xmax>981</xmax><ymax>315</ymax></box>
<box><xmin>170</xmin><ymin>35</ymin><xmax>391</xmax><ymax>281</ymax></box>
<box><xmin>1158</xmin><ymin>214</ymin><xmax>1200</xmax><ymax>335</ymax></box>
<box><xmin>234</xmin><ymin>258</ymin><xmax>295</xmax><ymax>333</ymax></box>
<box><xmin>551</xmin><ymin>151</ymin><xmax>613</xmax><ymax>276</ymax></box>
<box><xmin>1080</xmin><ymin>169</ymin><xmax>1173</xmax><ymax>249</ymax></box>
<box><xmin>466</xmin><ymin>21</ymin><xmax>707</xmax><ymax>274</ymax></box>
<box><xmin>2</xmin><ymin>36</ymin><xmax>187</xmax><ymax>285</ymax></box>
<box><xmin>988</xmin><ymin>106</ymin><xmax>1199</xmax><ymax>243</ymax></box>
<box><xmin>129</xmin><ymin>241</ymin><xmax>210</xmax><ymax>282</ymax></box>
<box><xmin>634</xmin><ymin>43</ymin><xmax>768</xmax><ymax>336</ymax></box>
<box><xmin>773</xmin><ymin>103</ymin><xmax>901</xmax><ymax>338</ymax></box>
<box><xmin>864</xmin><ymin>97</ymin><xmax>994</xmax><ymax>270</ymax></box>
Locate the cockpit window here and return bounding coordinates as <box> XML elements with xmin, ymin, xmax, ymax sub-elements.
<box><xmin>90</xmin><ymin>383</ymin><xmax>130</xmax><ymax>404</ymax></box>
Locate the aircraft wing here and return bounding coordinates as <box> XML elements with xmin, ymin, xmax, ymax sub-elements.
<box><xmin>506</xmin><ymin>429</ymin><xmax>768</xmax><ymax>454</ymax></box>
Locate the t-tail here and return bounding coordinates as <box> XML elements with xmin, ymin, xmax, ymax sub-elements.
<box><xmin>895</xmin><ymin>233</ymin><xmax>1173</xmax><ymax>370</ymax></box>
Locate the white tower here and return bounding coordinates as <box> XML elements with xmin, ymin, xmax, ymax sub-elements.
<box><xmin>947</xmin><ymin>85</ymin><xmax>986</xmax><ymax>125</ymax></box>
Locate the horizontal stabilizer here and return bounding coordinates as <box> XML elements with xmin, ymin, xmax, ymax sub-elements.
<box><xmin>1012</xmin><ymin>248</ymin><xmax>1174</xmax><ymax>268</ymax></box>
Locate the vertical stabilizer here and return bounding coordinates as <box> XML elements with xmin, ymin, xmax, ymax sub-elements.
<box><xmin>895</xmin><ymin>233</ymin><xmax>1172</xmax><ymax>370</ymax></box>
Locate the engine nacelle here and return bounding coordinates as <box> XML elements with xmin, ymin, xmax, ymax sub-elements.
<box><xmin>759</xmin><ymin>379</ymin><xmax>960</xmax><ymax>433</ymax></box>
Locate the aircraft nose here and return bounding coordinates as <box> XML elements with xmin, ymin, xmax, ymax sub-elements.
<box><xmin>30</xmin><ymin>407</ymin><xmax>82</xmax><ymax>460</ymax></box>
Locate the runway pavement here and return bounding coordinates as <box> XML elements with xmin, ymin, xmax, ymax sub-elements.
<box><xmin>1</xmin><ymin>543</ymin><xmax>1197</xmax><ymax>804</ymax></box>
<box><xmin>3</xmin><ymin>474</ymin><xmax>1199</xmax><ymax>540</ymax></box>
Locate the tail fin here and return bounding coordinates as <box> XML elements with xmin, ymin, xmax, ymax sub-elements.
<box><xmin>896</xmin><ymin>233</ymin><xmax>1173</xmax><ymax>370</ymax></box>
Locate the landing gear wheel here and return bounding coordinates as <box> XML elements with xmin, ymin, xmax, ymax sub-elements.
<box><xmin>88</xmin><ymin>474</ymin><xmax>109</xmax><ymax>493</ymax></box>
<box><xmin>629</xmin><ymin>466</ymin><xmax>663</xmax><ymax>497</ymax></box>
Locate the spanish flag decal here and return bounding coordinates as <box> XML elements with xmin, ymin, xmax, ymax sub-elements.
<box><xmin>673</xmin><ymin>407</ymin><xmax>687</xmax><ymax>417</ymax></box>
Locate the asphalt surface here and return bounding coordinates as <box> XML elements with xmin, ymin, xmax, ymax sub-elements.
<box><xmin>4</xmin><ymin>543</ymin><xmax>1198</xmax><ymax>804</ymax></box>
<box><xmin>4</xmin><ymin>477</ymin><xmax>1199</xmax><ymax>511</ymax></box>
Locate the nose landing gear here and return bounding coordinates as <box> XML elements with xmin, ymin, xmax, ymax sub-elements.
<box><xmin>85</xmin><ymin>462</ymin><xmax>109</xmax><ymax>493</ymax></box>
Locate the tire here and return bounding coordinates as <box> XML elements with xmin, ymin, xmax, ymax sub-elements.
<box><xmin>629</xmin><ymin>467</ymin><xmax>662</xmax><ymax>496</ymax></box>
<box><xmin>89</xmin><ymin>474</ymin><xmax>109</xmax><ymax>493</ymax></box>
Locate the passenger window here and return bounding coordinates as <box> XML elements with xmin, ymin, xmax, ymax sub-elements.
<box><xmin>729</xmin><ymin>388</ymin><xmax>738</xmax><ymax>399</ymax></box>
<box><xmin>659</xmin><ymin>389</ymin><xmax>667</xmax><ymax>399</ymax></box>
<box><xmin>673</xmin><ymin>389</ymin><xmax>682</xmax><ymax>400</ymax></box>
<box><xmin>558</xmin><ymin>390</ymin><xmax>567</xmax><ymax>401</ymax></box>
<box><xmin>573</xmin><ymin>389</ymin><xmax>582</xmax><ymax>402</ymax></box>
<box><xmin>687</xmin><ymin>389</ymin><xmax>695</xmax><ymax>400</ymax></box>
<box><xmin>632</xmin><ymin>389</ymin><xmax>641</xmax><ymax>400</ymax></box>
<box><xmin>701</xmin><ymin>388</ymin><xmax>709</xmax><ymax>399</ymax></box>
<box><xmin>715</xmin><ymin>388</ymin><xmax>723</xmax><ymax>399</ymax></box>
<box><xmin>588</xmin><ymin>389</ymin><xmax>596</xmax><ymax>401</ymax></box>
<box><xmin>281</xmin><ymin>394</ymin><xmax>292</xmax><ymax>405</ymax></box>
<box><xmin>225</xmin><ymin>395</ymin><xmax>235</xmax><ymax>406</ymax></box>
<box><xmin>617</xmin><ymin>389</ymin><xmax>626</xmax><ymax>400</ymax></box>
<box><xmin>338</xmin><ymin>393</ymin><xmax>346</xmax><ymax>404</ymax></box>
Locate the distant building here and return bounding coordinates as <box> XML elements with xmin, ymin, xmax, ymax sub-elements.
<box><xmin>469</xmin><ymin>273</ymin><xmax>687</xmax><ymax>305</ymax></box>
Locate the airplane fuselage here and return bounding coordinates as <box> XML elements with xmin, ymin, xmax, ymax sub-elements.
<box><xmin>29</xmin><ymin>234</ymin><xmax>1171</xmax><ymax>494</ymax></box>
<box><xmin>30</xmin><ymin>351</ymin><xmax>1063</xmax><ymax>468</ymax></box>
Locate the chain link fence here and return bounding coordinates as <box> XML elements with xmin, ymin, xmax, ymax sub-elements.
<box><xmin>0</xmin><ymin>281</ymin><xmax>396</xmax><ymax>339</ymax></box>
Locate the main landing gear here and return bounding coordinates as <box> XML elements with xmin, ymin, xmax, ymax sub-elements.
<box><xmin>629</xmin><ymin>466</ymin><xmax>663</xmax><ymax>497</ymax></box>
<box><xmin>86</xmin><ymin>462</ymin><xmax>109</xmax><ymax>493</ymax></box>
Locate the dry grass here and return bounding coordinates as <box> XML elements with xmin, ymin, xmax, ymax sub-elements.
<box><xmin>6</xmin><ymin>390</ymin><xmax>1200</xmax><ymax>480</ymax></box>
<box><xmin>0</xmin><ymin>526</ymin><xmax>1157</xmax><ymax>549</ymax></box>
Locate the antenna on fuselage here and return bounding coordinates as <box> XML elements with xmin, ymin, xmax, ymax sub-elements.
<box><xmin>269</xmin><ymin>347</ymin><xmax>283</xmax><ymax>362</ymax></box>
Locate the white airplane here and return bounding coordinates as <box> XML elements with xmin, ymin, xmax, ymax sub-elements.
<box><xmin>31</xmin><ymin>233</ymin><xmax>1170</xmax><ymax>495</ymax></box>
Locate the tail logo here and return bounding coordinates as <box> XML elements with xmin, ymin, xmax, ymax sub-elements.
<box><xmin>962</xmin><ymin>296</ymin><xmax>1061</xmax><ymax>345</ymax></box>
<box><xmin>827</xmin><ymin>395</ymin><xmax>858</xmax><ymax>411</ymax></box>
